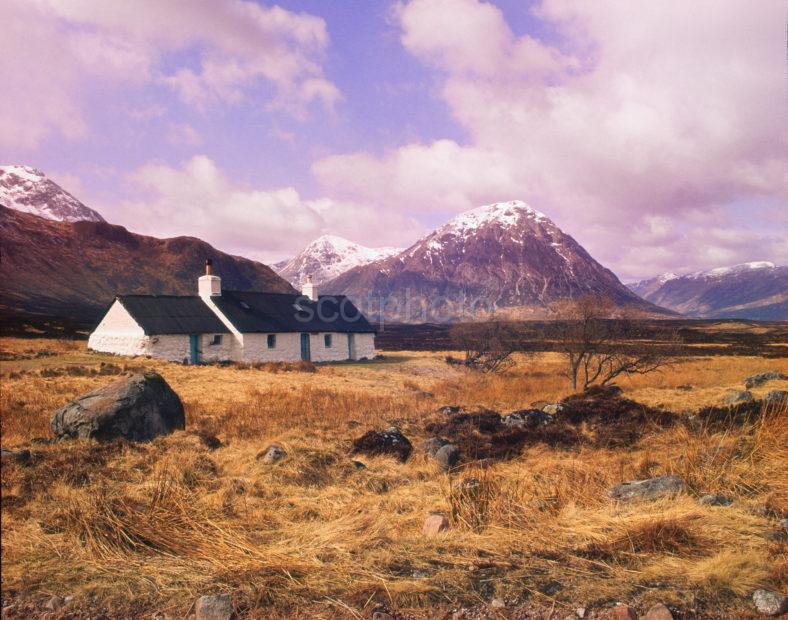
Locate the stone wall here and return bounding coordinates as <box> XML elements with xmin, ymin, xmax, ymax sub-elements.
<box><xmin>88</xmin><ymin>301</ymin><xmax>149</xmax><ymax>356</ymax></box>
<box><xmin>242</xmin><ymin>333</ymin><xmax>301</xmax><ymax>363</ymax></box>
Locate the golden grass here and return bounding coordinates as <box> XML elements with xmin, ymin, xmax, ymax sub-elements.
<box><xmin>1</xmin><ymin>338</ymin><xmax>787</xmax><ymax>618</ymax></box>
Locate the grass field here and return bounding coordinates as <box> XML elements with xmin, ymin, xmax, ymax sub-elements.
<box><xmin>1</xmin><ymin>337</ymin><xmax>786</xmax><ymax>619</ymax></box>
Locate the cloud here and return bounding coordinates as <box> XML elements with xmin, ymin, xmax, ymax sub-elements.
<box><xmin>112</xmin><ymin>156</ymin><xmax>423</xmax><ymax>263</ymax></box>
<box><xmin>166</xmin><ymin>123</ymin><xmax>203</xmax><ymax>147</ymax></box>
<box><xmin>315</xmin><ymin>0</ymin><xmax>788</xmax><ymax>279</ymax></box>
<box><xmin>0</xmin><ymin>0</ymin><xmax>339</xmax><ymax>149</ymax></box>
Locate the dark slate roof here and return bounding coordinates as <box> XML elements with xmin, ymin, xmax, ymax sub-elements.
<box><xmin>212</xmin><ymin>291</ymin><xmax>376</xmax><ymax>333</ymax></box>
<box><xmin>116</xmin><ymin>295</ymin><xmax>230</xmax><ymax>335</ymax></box>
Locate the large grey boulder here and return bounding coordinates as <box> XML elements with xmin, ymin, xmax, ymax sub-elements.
<box><xmin>745</xmin><ymin>371</ymin><xmax>787</xmax><ymax>389</ymax></box>
<box><xmin>51</xmin><ymin>371</ymin><xmax>184</xmax><ymax>442</ymax></box>
<box><xmin>763</xmin><ymin>390</ymin><xmax>788</xmax><ymax>408</ymax></box>
<box><xmin>434</xmin><ymin>444</ymin><xmax>460</xmax><ymax>470</ymax></box>
<box><xmin>752</xmin><ymin>589</ymin><xmax>788</xmax><ymax>616</ymax></box>
<box><xmin>502</xmin><ymin>409</ymin><xmax>554</xmax><ymax>428</ymax></box>
<box><xmin>195</xmin><ymin>594</ymin><xmax>233</xmax><ymax>620</ymax></box>
<box><xmin>608</xmin><ymin>475</ymin><xmax>685</xmax><ymax>502</ymax></box>
<box><xmin>721</xmin><ymin>390</ymin><xmax>754</xmax><ymax>406</ymax></box>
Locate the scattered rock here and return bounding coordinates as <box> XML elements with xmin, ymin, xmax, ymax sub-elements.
<box><xmin>745</xmin><ymin>371</ymin><xmax>788</xmax><ymax>389</ymax></box>
<box><xmin>763</xmin><ymin>390</ymin><xmax>788</xmax><ymax>407</ymax></box>
<box><xmin>606</xmin><ymin>604</ymin><xmax>637</xmax><ymax>620</ymax></box>
<box><xmin>779</xmin><ymin>518</ymin><xmax>788</xmax><ymax>531</ymax></box>
<box><xmin>642</xmin><ymin>602</ymin><xmax>674</xmax><ymax>620</ymax></box>
<box><xmin>675</xmin><ymin>384</ymin><xmax>693</xmax><ymax>391</ymax></box>
<box><xmin>722</xmin><ymin>390</ymin><xmax>754</xmax><ymax>405</ymax></box>
<box><xmin>699</xmin><ymin>494</ymin><xmax>733</xmax><ymax>506</ymax></box>
<box><xmin>195</xmin><ymin>594</ymin><xmax>233</xmax><ymax>620</ymax></box>
<box><xmin>257</xmin><ymin>444</ymin><xmax>286</xmax><ymax>464</ymax></box>
<box><xmin>542</xmin><ymin>403</ymin><xmax>564</xmax><ymax>415</ymax></box>
<box><xmin>44</xmin><ymin>596</ymin><xmax>64</xmax><ymax>611</ymax></box>
<box><xmin>51</xmin><ymin>371</ymin><xmax>185</xmax><ymax>442</ymax></box>
<box><xmin>575</xmin><ymin>608</ymin><xmax>587</xmax><ymax>618</ymax></box>
<box><xmin>502</xmin><ymin>409</ymin><xmax>554</xmax><ymax>428</ymax></box>
<box><xmin>752</xmin><ymin>589</ymin><xmax>788</xmax><ymax>616</ymax></box>
<box><xmin>490</xmin><ymin>598</ymin><xmax>505</xmax><ymax>609</ymax></box>
<box><xmin>434</xmin><ymin>443</ymin><xmax>460</xmax><ymax>469</ymax></box>
<box><xmin>608</xmin><ymin>475</ymin><xmax>685</xmax><ymax>502</ymax></box>
<box><xmin>352</xmin><ymin>427</ymin><xmax>412</xmax><ymax>462</ymax></box>
<box><xmin>0</xmin><ymin>448</ymin><xmax>31</xmax><ymax>463</ymax></box>
<box><xmin>437</xmin><ymin>405</ymin><xmax>464</xmax><ymax>415</ymax></box>
<box><xmin>418</xmin><ymin>436</ymin><xmax>449</xmax><ymax>456</ymax></box>
<box><xmin>422</xmin><ymin>513</ymin><xmax>449</xmax><ymax>536</ymax></box>
<box><xmin>764</xmin><ymin>529</ymin><xmax>787</xmax><ymax>543</ymax></box>
<box><xmin>197</xmin><ymin>432</ymin><xmax>222</xmax><ymax>450</ymax></box>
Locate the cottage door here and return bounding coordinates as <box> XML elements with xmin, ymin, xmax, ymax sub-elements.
<box><xmin>347</xmin><ymin>333</ymin><xmax>355</xmax><ymax>360</ymax></box>
<box><xmin>300</xmin><ymin>333</ymin><xmax>311</xmax><ymax>361</ymax></box>
<box><xmin>189</xmin><ymin>335</ymin><xmax>200</xmax><ymax>364</ymax></box>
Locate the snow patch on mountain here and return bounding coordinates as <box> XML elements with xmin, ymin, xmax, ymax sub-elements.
<box><xmin>439</xmin><ymin>200</ymin><xmax>548</xmax><ymax>236</ymax></box>
<box><xmin>0</xmin><ymin>165</ymin><xmax>105</xmax><ymax>223</ymax></box>
<box><xmin>276</xmin><ymin>234</ymin><xmax>402</xmax><ymax>287</ymax></box>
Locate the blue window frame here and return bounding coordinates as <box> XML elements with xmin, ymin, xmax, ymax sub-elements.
<box><xmin>267</xmin><ymin>334</ymin><xmax>276</xmax><ymax>348</ymax></box>
<box><xmin>324</xmin><ymin>334</ymin><xmax>332</xmax><ymax>348</ymax></box>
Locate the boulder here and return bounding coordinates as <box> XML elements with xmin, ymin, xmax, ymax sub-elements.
<box><xmin>604</xmin><ymin>604</ymin><xmax>637</xmax><ymax>620</ymax></box>
<box><xmin>418</xmin><ymin>436</ymin><xmax>449</xmax><ymax>456</ymax></box>
<box><xmin>437</xmin><ymin>405</ymin><xmax>464</xmax><ymax>415</ymax></box>
<box><xmin>542</xmin><ymin>403</ymin><xmax>564</xmax><ymax>415</ymax></box>
<box><xmin>699</xmin><ymin>494</ymin><xmax>733</xmax><ymax>506</ymax></box>
<box><xmin>502</xmin><ymin>409</ymin><xmax>554</xmax><ymax>428</ymax></box>
<box><xmin>257</xmin><ymin>444</ymin><xmax>286</xmax><ymax>464</ymax></box>
<box><xmin>779</xmin><ymin>518</ymin><xmax>788</xmax><ymax>532</ymax></box>
<box><xmin>352</xmin><ymin>427</ymin><xmax>412</xmax><ymax>462</ymax></box>
<box><xmin>195</xmin><ymin>594</ymin><xmax>233</xmax><ymax>620</ymax></box>
<box><xmin>423</xmin><ymin>513</ymin><xmax>449</xmax><ymax>536</ymax></box>
<box><xmin>752</xmin><ymin>589</ymin><xmax>788</xmax><ymax>616</ymax></box>
<box><xmin>721</xmin><ymin>390</ymin><xmax>754</xmax><ymax>406</ymax></box>
<box><xmin>608</xmin><ymin>475</ymin><xmax>685</xmax><ymax>502</ymax></box>
<box><xmin>434</xmin><ymin>444</ymin><xmax>460</xmax><ymax>470</ymax></box>
<box><xmin>51</xmin><ymin>372</ymin><xmax>184</xmax><ymax>442</ymax></box>
<box><xmin>745</xmin><ymin>371</ymin><xmax>787</xmax><ymax>389</ymax></box>
<box><xmin>764</xmin><ymin>390</ymin><xmax>788</xmax><ymax>407</ymax></box>
<box><xmin>642</xmin><ymin>603</ymin><xmax>674</xmax><ymax>620</ymax></box>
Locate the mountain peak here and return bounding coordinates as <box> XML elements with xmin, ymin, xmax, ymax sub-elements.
<box><xmin>0</xmin><ymin>165</ymin><xmax>105</xmax><ymax>223</ymax></box>
<box><xmin>440</xmin><ymin>200</ymin><xmax>549</xmax><ymax>235</ymax></box>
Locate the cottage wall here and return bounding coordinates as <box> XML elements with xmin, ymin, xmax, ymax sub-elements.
<box><xmin>352</xmin><ymin>333</ymin><xmax>376</xmax><ymax>360</ymax></box>
<box><xmin>242</xmin><ymin>333</ymin><xmax>302</xmax><ymax>363</ymax></box>
<box><xmin>88</xmin><ymin>301</ymin><xmax>150</xmax><ymax>357</ymax></box>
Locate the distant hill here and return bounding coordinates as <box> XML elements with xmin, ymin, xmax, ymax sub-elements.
<box><xmin>0</xmin><ymin>165</ymin><xmax>105</xmax><ymax>223</ymax></box>
<box><xmin>0</xmin><ymin>206</ymin><xmax>295</xmax><ymax>322</ymax></box>
<box><xmin>324</xmin><ymin>201</ymin><xmax>666</xmax><ymax>322</ymax></box>
<box><xmin>628</xmin><ymin>262</ymin><xmax>787</xmax><ymax>320</ymax></box>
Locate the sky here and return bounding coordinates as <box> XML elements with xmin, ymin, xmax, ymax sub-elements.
<box><xmin>1</xmin><ymin>0</ymin><xmax>786</xmax><ymax>281</ymax></box>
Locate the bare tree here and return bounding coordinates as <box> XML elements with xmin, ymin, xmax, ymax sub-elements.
<box><xmin>549</xmin><ymin>295</ymin><xmax>682</xmax><ymax>390</ymax></box>
<box><xmin>448</xmin><ymin>320</ymin><xmax>523</xmax><ymax>373</ymax></box>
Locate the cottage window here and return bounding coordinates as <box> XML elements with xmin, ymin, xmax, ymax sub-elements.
<box><xmin>210</xmin><ymin>335</ymin><xmax>222</xmax><ymax>346</ymax></box>
<box><xmin>267</xmin><ymin>334</ymin><xmax>276</xmax><ymax>349</ymax></box>
<box><xmin>324</xmin><ymin>334</ymin><xmax>332</xmax><ymax>348</ymax></box>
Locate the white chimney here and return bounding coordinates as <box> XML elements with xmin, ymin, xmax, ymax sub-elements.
<box><xmin>198</xmin><ymin>259</ymin><xmax>221</xmax><ymax>297</ymax></box>
<box><xmin>302</xmin><ymin>274</ymin><xmax>318</xmax><ymax>301</ymax></box>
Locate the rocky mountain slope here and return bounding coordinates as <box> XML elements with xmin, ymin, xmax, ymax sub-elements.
<box><xmin>628</xmin><ymin>262</ymin><xmax>788</xmax><ymax>320</ymax></box>
<box><xmin>0</xmin><ymin>206</ymin><xmax>295</xmax><ymax>322</ymax></box>
<box><xmin>323</xmin><ymin>201</ymin><xmax>662</xmax><ymax>322</ymax></box>
<box><xmin>0</xmin><ymin>165</ymin><xmax>105</xmax><ymax>223</ymax></box>
<box><xmin>275</xmin><ymin>235</ymin><xmax>402</xmax><ymax>288</ymax></box>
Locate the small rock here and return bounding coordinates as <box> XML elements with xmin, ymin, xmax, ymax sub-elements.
<box><xmin>434</xmin><ymin>444</ymin><xmax>460</xmax><ymax>469</ymax></box>
<box><xmin>779</xmin><ymin>518</ymin><xmax>788</xmax><ymax>531</ymax></box>
<box><xmin>422</xmin><ymin>513</ymin><xmax>449</xmax><ymax>536</ymax></box>
<box><xmin>607</xmin><ymin>604</ymin><xmax>637</xmax><ymax>620</ymax></box>
<box><xmin>490</xmin><ymin>598</ymin><xmax>505</xmax><ymax>609</ymax></box>
<box><xmin>257</xmin><ymin>444</ymin><xmax>286</xmax><ymax>464</ymax></box>
<box><xmin>675</xmin><ymin>385</ymin><xmax>693</xmax><ymax>391</ymax></box>
<box><xmin>752</xmin><ymin>589</ymin><xmax>788</xmax><ymax>616</ymax></box>
<box><xmin>437</xmin><ymin>405</ymin><xmax>463</xmax><ymax>415</ymax></box>
<box><xmin>763</xmin><ymin>390</ymin><xmax>788</xmax><ymax>407</ymax></box>
<box><xmin>502</xmin><ymin>409</ymin><xmax>554</xmax><ymax>428</ymax></box>
<box><xmin>745</xmin><ymin>371</ymin><xmax>788</xmax><ymax>389</ymax></box>
<box><xmin>642</xmin><ymin>602</ymin><xmax>674</xmax><ymax>620</ymax></box>
<box><xmin>44</xmin><ymin>596</ymin><xmax>64</xmax><ymax>611</ymax></box>
<box><xmin>764</xmin><ymin>530</ymin><xmax>787</xmax><ymax>543</ymax></box>
<box><xmin>608</xmin><ymin>475</ymin><xmax>685</xmax><ymax>502</ymax></box>
<box><xmin>372</xmin><ymin>613</ymin><xmax>394</xmax><ymax>620</ymax></box>
<box><xmin>543</xmin><ymin>403</ymin><xmax>564</xmax><ymax>415</ymax></box>
<box><xmin>722</xmin><ymin>390</ymin><xmax>754</xmax><ymax>405</ymax></box>
<box><xmin>352</xmin><ymin>426</ymin><xmax>412</xmax><ymax>462</ymax></box>
<box><xmin>575</xmin><ymin>608</ymin><xmax>587</xmax><ymax>618</ymax></box>
<box><xmin>63</xmin><ymin>596</ymin><xmax>74</xmax><ymax>603</ymax></box>
<box><xmin>418</xmin><ymin>436</ymin><xmax>449</xmax><ymax>456</ymax></box>
<box><xmin>195</xmin><ymin>594</ymin><xmax>233</xmax><ymax>620</ymax></box>
<box><xmin>699</xmin><ymin>494</ymin><xmax>733</xmax><ymax>506</ymax></box>
<box><xmin>0</xmin><ymin>448</ymin><xmax>31</xmax><ymax>463</ymax></box>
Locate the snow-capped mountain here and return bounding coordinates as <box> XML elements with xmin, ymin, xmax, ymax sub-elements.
<box><xmin>275</xmin><ymin>234</ymin><xmax>402</xmax><ymax>288</ymax></box>
<box><xmin>0</xmin><ymin>165</ymin><xmax>105</xmax><ymax>223</ymax></box>
<box><xmin>629</xmin><ymin>262</ymin><xmax>787</xmax><ymax>320</ymax></box>
<box><xmin>324</xmin><ymin>200</ymin><xmax>660</xmax><ymax>322</ymax></box>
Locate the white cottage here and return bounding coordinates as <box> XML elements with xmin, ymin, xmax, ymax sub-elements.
<box><xmin>88</xmin><ymin>261</ymin><xmax>376</xmax><ymax>364</ymax></box>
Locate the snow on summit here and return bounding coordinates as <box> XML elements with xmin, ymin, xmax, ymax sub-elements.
<box><xmin>0</xmin><ymin>165</ymin><xmax>105</xmax><ymax>223</ymax></box>
<box><xmin>440</xmin><ymin>200</ymin><xmax>548</xmax><ymax>235</ymax></box>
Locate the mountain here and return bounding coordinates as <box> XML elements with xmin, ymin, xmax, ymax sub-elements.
<box><xmin>323</xmin><ymin>200</ymin><xmax>662</xmax><ymax>322</ymax></box>
<box><xmin>0</xmin><ymin>165</ymin><xmax>105</xmax><ymax>223</ymax></box>
<box><xmin>0</xmin><ymin>206</ymin><xmax>295</xmax><ymax>322</ymax></box>
<box><xmin>628</xmin><ymin>262</ymin><xmax>788</xmax><ymax>320</ymax></box>
<box><xmin>275</xmin><ymin>234</ymin><xmax>402</xmax><ymax>288</ymax></box>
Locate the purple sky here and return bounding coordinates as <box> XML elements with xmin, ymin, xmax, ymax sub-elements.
<box><xmin>1</xmin><ymin>0</ymin><xmax>786</xmax><ymax>280</ymax></box>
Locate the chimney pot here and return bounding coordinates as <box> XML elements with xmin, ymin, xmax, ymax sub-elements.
<box><xmin>205</xmin><ymin>259</ymin><xmax>213</xmax><ymax>275</ymax></box>
<box><xmin>302</xmin><ymin>274</ymin><xmax>318</xmax><ymax>301</ymax></box>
